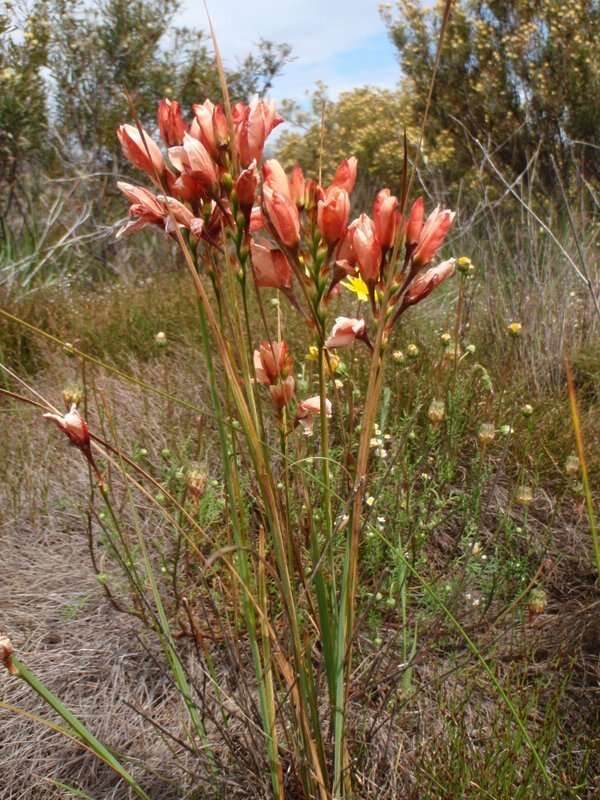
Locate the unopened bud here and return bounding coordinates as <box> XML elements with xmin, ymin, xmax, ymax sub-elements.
<box><xmin>521</xmin><ymin>403</ymin><xmax>534</xmax><ymax>417</ymax></box>
<box><xmin>155</xmin><ymin>331</ymin><xmax>168</xmax><ymax>347</ymax></box>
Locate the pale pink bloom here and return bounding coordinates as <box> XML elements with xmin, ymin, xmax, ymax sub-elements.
<box><xmin>289</xmin><ymin>165</ymin><xmax>306</xmax><ymax>207</ymax></box>
<box><xmin>157</xmin><ymin>99</ymin><xmax>187</xmax><ymax>146</ymax></box>
<box><xmin>404</xmin><ymin>258</ymin><xmax>456</xmax><ymax>308</ymax></box>
<box><xmin>406</xmin><ymin>197</ymin><xmax>425</xmax><ymax>246</ymax></box>
<box><xmin>44</xmin><ymin>404</ymin><xmax>90</xmax><ymax>449</ymax></box>
<box><xmin>263</xmin><ymin>159</ymin><xmax>291</xmax><ymax>200</ymax></box>
<box><xmin>352</xmin><ymin>214</ymin><xmax>381</xmax><ymax>284</ymax></box>
<box><xmin>235</xmin><ymin>161</ymin><xmax>259</xmax><ymax>213</ymax></box>
<box><xmin>117</xmin><ymin>124</ymin><xmax>165</xmax><ymax>179</ymax></box>
<box><xmin>331</xmin><ymin>156</ymin><xmax>358</xmax><ymax>194</ymax></box>
<box><xmin>250</xmin><ymin>239</ymin><xmax>293</xmax><ymax>290</ymax></box>
<box><xmin>373</xmin><ymin>188</ymin><xmax>398</xmax><ymax>250</ymax></box>
<box><xmin>236</xmin><ymin>97</ymin><xmax>284</xmax><ymax>166</ymax></box>
<box><xmin>263</xmin><ymin>184</ymin><xmax>300</xmax><ymax>248</ymax></box>
<box><xmin>325</xmin><ymin>317</ymin><xmax>366</xmax><ymax>349</ymax></box>
<box><xmin>412</xmin><ymin>206</ymin><xmax>455</xmax><ymax>268</ymax></box>
<box><xmin>116</xmin><ymin>182</ymin><xmax>165</xmax><ymax>237</ymax></box>
<box><xmin>295</xmin><ymin>395</ymin><xmax>332</xmax><ymax>433</ymax></box>
<box><xmin>317</xmin><ymin>186</ymin><xmax>350</xmax><ymax>245</ymax></box>
<box><xmin>168</xmin><ymin>132</ymin><xmax>219</xmax><ymax>194</ymax></box>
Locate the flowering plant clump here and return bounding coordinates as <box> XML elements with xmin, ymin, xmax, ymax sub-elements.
<box><xmin>112</xmin><ymin>93</ymin><xmax>457</xmax><ymax>797</ymax></box>
<box><xmin>19</xmin><ymin>91</ymin><xmax>456</xmax><ymax>800</ymax></box>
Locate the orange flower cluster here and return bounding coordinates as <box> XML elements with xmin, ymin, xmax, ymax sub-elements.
<box><xmin>116</xmin><ymin>96</ymin><xmax>456</xmax><ymax>418</ymax></box>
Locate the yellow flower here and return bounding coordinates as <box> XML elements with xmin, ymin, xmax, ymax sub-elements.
<box><xmin>507</xmin><ymin>322</ymin><xmax>523</xmax><ymax>337</ymax></box>
<box><xmin>342</xmin><ymin>275</ymin><xmax>369</xmax><ymax>302</ymax></box>
<box><xmin>305</xmin><ymin>345</ymin><xmax>319</xmax><ymax>362</ymax></box>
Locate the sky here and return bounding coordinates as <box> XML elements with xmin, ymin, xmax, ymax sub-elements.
<box><xmin>177</xmin><ymin>0</ymin><xmax>400</xmax><ymax>104</ymax></box>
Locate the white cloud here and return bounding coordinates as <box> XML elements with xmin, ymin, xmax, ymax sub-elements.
<box><xmin>177</xmin><ymin>0</ymin><xmax>399</xmax><ymax>101</ymax></box>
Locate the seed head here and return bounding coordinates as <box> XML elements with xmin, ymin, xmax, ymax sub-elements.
<box><xmin>565</xmin><ymin>454</ymin><xmax>580</xmax><ymax>476</ymax></box>
<box><xmin>515</xmin><ymin>485</ymin><xmax>534</xmax><ymax>507</ymax></box>
<box><xmin>428</xmin><ymin>399</ymin><xmax>446</xmax><ymax>426</ymax></box>
<box><xmin>478</xmin><ymin>423</ymin><xmax>496</xmax><ymax>445</ymax></box>
<box><xmin>521</xmin><ymin>403</ymin><xmax>534</xmax><ymax>417</ymax></box>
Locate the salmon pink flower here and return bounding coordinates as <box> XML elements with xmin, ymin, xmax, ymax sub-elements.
<box><xmin>317</xmin><ymin>186</ymin><xmax>350</xmax><ymax>245</ymax></box>
<box><xmin>157</xmin><ymin>99</ymin><xmax>187</xmax><ymax>146</ymax></box>
<box><xmin>295</xmin><ymin>395</ymin><xmax>332</xmax><ymax>434</ymax></box>
<box><xmin>250</xmin><ymin>205</ymin><xmax>266</xmax><ymax>232</ymax></box>
<box><xmin>325</xmin><ymin>317</ymin><xmax>367</xmax><ymax>349</ymax></box>
<box><xmin>263</xmin><ymin>185</ymin><xmax>300</xmax><ymax>248</ymax></box>
<box><xmin>250</xmin><ymin>239</ymin><xmax>293</xmax><ymax>290</ymax></box>
<box><xmin>352</xmin><ymin>214</ymin><xmax>381</xmax><ymax>284</ymax></box>
<box><xmin>403</xmin><ymin>258</ymin><xmax>456</xmax><ymax>309</ymax></box>
<box><xmin>235</xmin><ymin>161</ymin><xmax>259</xmax><ymax>215</ymax></box>
<box><xmin>116</xmin><ymin>182</ymin><xmax>166</xmax><ymax>237</ymax></box>
<box><xmin>289</xmin><ymin>165</ymin><xmax>306</xmax><ymax>207</ymax></box>
<box><xmin>191</xmin><ymin>99</ymin><xmax>227</xmax><ymax>158</ymax></box>
<box><xmin>168</xmin><ymin>133</ymin><xmax>219</xmax><ymax>195</ymax></box>
<box><xmin>117</xmin><ymin>124</ymin><xmax>165</xmax><ymax>181</ymax></box>
<box><xmin>373</xmin><ymin>189</ymin><xmax>398</xmax><ymax>250</ymax></box>
<box><xmin>412</xmin><ymin>206</ymin><xmax>455</xmax><ymax>268</ymax></box>
<box><xmin>263</xmin><ymin>159</ymin><xmax>292</xmax><ymax>200</ymax></box>
<box><xmin>406</xmin><ymin>197</ymin><xmax>425</xmax><ymax>247</ymax></box>
<box><xmin>236</xmin><ymin>97</ymin><xmax>284</xmax><ymax>167</ymax></box>
<box><xmin>331</xmin><ymin>156</ymin><xmax>358</xmax><ymax>194</ymax></box>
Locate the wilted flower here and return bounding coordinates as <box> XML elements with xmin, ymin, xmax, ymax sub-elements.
<box><xmin>515</xmin><ymin>485</ymin><xmax>534</xmax><ymax>507</ymax></box>
<box><xmin>325</xmin><ymin>317</ymin><xmax>367</xmax><ymax>349</ymax></box>
<box><xmin>0</xmin><ymin>636</ymin><xmax>17</xmax><ymax>675</ymax></box>
<box><xmin>253</xmin><ymin>341</ymin><xmax>295</xmax><ymax>408</ymax></box>
<box><xmin>62</xmin><ymin>387</ymin><xmax>82</xmax><ymax>409</ymax></box>
<box><xmin>478</xmin><ymin>423</ymin><xmax>496</xmax><ymax>445</ymax></box>
<box><xmin>528</xmin><ymin>588</ymin><xmax>547</xmax><ymax>619</ymax></box>
<box><xmin>187</xmin><ymin>468</ymin><xmax>208</xmax><ymax>503</ymax></box>
<box><xmin>427</xmin><ymin>399</ymin><xmax>446</xmax><ymax>426</ymax></box>
<box><xmin>44</xmin><ymin>404</ymin><xmax>91</xmax><ymax>451</ymax></box>
<box><xmin>565</xmin><ymin>454</ymin><xmax>580</xmax><ymax>476</ymax></box>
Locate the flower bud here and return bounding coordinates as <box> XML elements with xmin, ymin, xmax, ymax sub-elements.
<box><xmin>407</xmin><ymin>344</ymin><xmax>420</xmax><ymax>360</ymax></box>
<box><xmin>155</xmin><ymin>331</ymin><xmax>168</xmax><ymax>347</ymax></box>
<box><xmin>521</xmin><ymin>403</ymin><xmax>534</xmax><ymax>417</ymax></box>
<box><xmin>456</xmin><ymin>256</ymin><xmax>472</xmax><ymax>274</ymax></box>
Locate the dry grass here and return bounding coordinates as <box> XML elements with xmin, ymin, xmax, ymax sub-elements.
<box><xmin>1</xmin><ymin>262</ymin><xmax>599</xmax><ymax>798</ymax></box>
